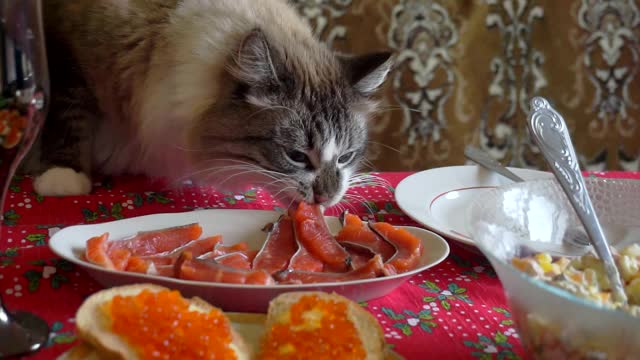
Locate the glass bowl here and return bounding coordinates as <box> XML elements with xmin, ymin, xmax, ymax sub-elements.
<box><xmin>468</xmin><ymin>177</ymin><xmax>640</xmax><ymax>359</ymax></box>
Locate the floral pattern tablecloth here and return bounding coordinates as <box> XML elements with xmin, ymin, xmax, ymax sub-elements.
<box><xmin>2</xmin><ymin>171</ymin><xmax>637</xmax><ymax>360</ymax></box>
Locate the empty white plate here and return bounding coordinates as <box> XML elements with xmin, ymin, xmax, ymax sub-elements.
<box><xmin>394</xmin><ymin>165</ymin><xmax>553</xmax><ymax>247</ymax></box>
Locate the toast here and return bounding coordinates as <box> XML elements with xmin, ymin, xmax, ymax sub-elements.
<box><xmin>73</xmin><ymin>283</ymin><xmax>250</xmax><ymax>360</ymax></box>
<box><xmin>61</xmin><ymin>286</ymin><xmax>388</xmax><ymax>360</ymax></box>
<box><xmin>258</xmin><ymin>291</ymin><xmax>386</xmax><ymax>360</ymax></box>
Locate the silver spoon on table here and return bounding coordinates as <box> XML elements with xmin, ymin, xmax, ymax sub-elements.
<box><xmin>0</xmin><ymin>293</ymin><xmax>50</xmax><ymax>358</ymax></box>
<box><xmin>527</xmin><ymin>96</ymin><xmax>628</xmax><ymax>305</ymax></box>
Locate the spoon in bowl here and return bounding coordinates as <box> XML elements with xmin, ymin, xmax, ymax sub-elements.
<box><xmin>527</xmin><ymin>96</ymin><xmax>628</xmax><ymax>305</ymax></box>
<box><xmin>464</xmin><ymin>145</ymin><xmax>525</xmax><ymax>183</ymax></box>
<box><xmin>464</xmin><ymin>144</ymin><xmax>591</xmax><ymax>249</ymax></box>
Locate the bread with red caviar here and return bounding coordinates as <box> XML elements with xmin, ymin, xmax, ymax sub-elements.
<box><xmin>258</xmin><ymin>291</ymin><xmax>386</xmax><ymax>360</ymax></box>
<box><xmin>74</xmin><ymin>283</ymin><xmax>251</xmax><ymax>360</ymax></box>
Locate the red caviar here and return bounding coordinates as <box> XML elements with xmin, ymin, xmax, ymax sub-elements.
<box><xmin>107</xmin><ymin>289</ymin><xmax>236</xmax><ymax>360</ymax></box>
<box><xmin>258</xmin><ymin>295</ymin><xmax>366</xmax><ymax>360</ymax></box>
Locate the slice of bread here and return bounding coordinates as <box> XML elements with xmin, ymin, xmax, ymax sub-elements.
<box><xmin>260</xmin><ymin>291</ymin><xmax>386</xmax><ymax>360</ymax></box>
<box><xmin>74</xmin><ymin>283</ymin><xmax>250</xmax><ymax>360</ymax></box>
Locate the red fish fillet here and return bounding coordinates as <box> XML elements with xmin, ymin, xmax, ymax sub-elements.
<box><xmin>287</xmin><ymin>242</ymin><xmax>324</xmax><ymax>272</ymax></box>
<box><xmin>175</xmin><ymin>252</ymin><xmax>275</xmax><ymax>285</ymax></box>
<box><xmin>252</xmin><ymin>216</ymin><xmax>297</xmax><ymax>274</ymax></box>
<box><xmin>291</xmin><ymin>202</ymin><xmax>351</xmax><ymax>271</ymax></box>
<box><xmin>336</xmin><ymin>213</ymin><xmax>397</xmax><ymax>262</ymax></box>
<box><xmin>85</xmin><ymin>233</ymin><xmax>115</xmax><ymax>269</ymax></box>
<box><xmin>108</xmin><ymin>248</ymin><xmax>132</xmax><ymax>271</ymax></box>
<box><xmin>124</xmin><ymin>256</ymin><xmax>149</xmax><ymax>273</ymax></box>
<box><xmin>275</xmin><ymin>255</ymin><xmax>385</xmax><ymax>284</ymax></box>
<box><xmin>107</xmin><ymin>223</ymin><xmax>203</xmax><ymax>256</ymax></box>
<box><xmin>138</xmin><ymin>235</ymin><xmax>222</xmax><ymax>266</ymax></box>
<box><xmin>340</xmin><ymin>242</ymin><xmax>376</xmax><ymax>270</ymax></box>
<box><xmin>369</xmin><ymin>222</ymin><xmax>423</xmax><ymax>275</ymax></box>
<box><xmin>214</xmin><ymin>252</ymin><xmax>252</xmax><ymax>270</ymax></box>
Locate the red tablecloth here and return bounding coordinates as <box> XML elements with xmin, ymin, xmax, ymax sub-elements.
<box><xmin>1</xmin><ymin>170</ymin><xmax>637</xmax><ymax>359</ymax></box>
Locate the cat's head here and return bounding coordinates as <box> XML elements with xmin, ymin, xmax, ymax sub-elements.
<box><xmin>191</xmin><ymin>29</ymin><xmax>392</xmax><ymax>207</ymax></box>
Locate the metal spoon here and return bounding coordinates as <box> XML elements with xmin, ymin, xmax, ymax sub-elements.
<box><xmin>527</xmin><ymin>96</ymin><xmax>628</xmax><ymax>305</ymax></box>
<box><xmin>464</xmin><ymin>145</ymin><xmax>525</xmax><ymax>183</ymax></box>
<box><xmin>465</xmin><ymin>145</ymin><xmax>591</xmax><ymax>249</ymax></box>
<box><xmin>0</xmin><ymin>293</ymin><xmax>49</xmax><ymax>358</ymax></box>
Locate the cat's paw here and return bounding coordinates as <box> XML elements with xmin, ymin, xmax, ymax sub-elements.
<box><xmin>33</xmin><ymin>167</ymin><xmax>92</xmax><ymax>196</ymax></box>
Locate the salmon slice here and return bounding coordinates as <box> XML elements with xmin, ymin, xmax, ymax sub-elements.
<box><xmin>201</xmin><ymin>242</ymin><xmax>251</xmax><ymax>258</ymax></box>
<box><xmin>175</xmin><ymin>252</ymin><xmax>275</xmax><ymax>285</ymax></box>
<box><xmin>288</xmin><ymin>242</ymin><xmax>324</xmax><ymax>272</ymax></box>
<box><xmin>148</xmin><ymin>264</ymin><xmax>175</xmax><ymax>277</ymax></box>
<box><xmin>287</xmin><ymin>213</ymin><xmax>324</xmax><ymax>272</ymax></box>
<box><xmin>198</xmin><ymin>243</ymin><xmax>257</xmax><ymax>264</ymax></box>
<box><xmin>108</xmin><ymin>248</ymin><xmax>132</xmax><ymax>271</ymax></box>
<box><xmin>108</xmin><ymin>223</ymin><xmax>203</xmax><ymax>256</ymax></box>
<box><xmin>291</xmin><ymin>202</ymin><xmax>351</xmax><ymax>272</ymax></box>
<box><xmin>341</xmin><ymin>242</ymin><xmax>375</xmax><ymax>270</ymax></box>
<box><xmin>369</xmin><ymin>222</ymin><xmax>424</xmax><ymax>275</ymax></box>
<box><xmin>213</xmin><ymin>252</ymin><xmax>252</xmax><ymax>270</ymax></box>
<box><xmin>336</xmin><ymin>212</ymin><xmax>397</xmax><ymax>262</ymax></box>
<box><xmin>275</xmin><ymin>255</ymin><xmax>385</xmax><ymax>284</ymax></box>
<box><xmin>85</xmin><ymin>233</ymin><xmax>115</xmax><ymax>269</ymax></box>
<box><xmin>252</xmin><ymin>216</ymin><xmax>297</xmax><ymax>274</ymax></box>
<box><xmin>139</xmin><ymin>235</ymin><xmax>222</xmax><ymax>266</ymax></box>
<box><xmin>125</xmin><ymin>256</ymin><xmax>150</xmax><ymax>273</ymax></box>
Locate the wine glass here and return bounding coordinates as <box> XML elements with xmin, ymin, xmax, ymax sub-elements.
<box><xmin>0</xmin><ymin>0</ymin><xmax>50</xmax><ymax>357</ymax></box>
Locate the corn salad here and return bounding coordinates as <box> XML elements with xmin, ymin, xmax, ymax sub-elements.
<box><xmin>512</xmin><ymin>244</ymin><xmax>640</xmax><ymax>316</ymax></box>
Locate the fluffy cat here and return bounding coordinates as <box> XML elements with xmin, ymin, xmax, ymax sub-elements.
<box><xmin>25</xmin><ymin>0</ymin><xmax>393</xmax><ymax>207</ymax></box>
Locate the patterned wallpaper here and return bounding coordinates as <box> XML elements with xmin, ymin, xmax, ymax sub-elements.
<box><xmin>289</xmin><ymin>0</ymin><xmax>640</xmax><ymax>172</ymax></box>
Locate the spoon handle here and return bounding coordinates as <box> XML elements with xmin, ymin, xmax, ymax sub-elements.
<box><xmin>464</xmin><ymin>145</ymin><xmax>525</xmax><ymax>183</ymax></box>
<box><xmin>527</xmin><ymin>97</ymin><xmax>627</xmax><ymax>304</ymax></box>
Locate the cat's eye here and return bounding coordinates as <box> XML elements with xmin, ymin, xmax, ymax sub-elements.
<box><xmin>338</xmin><ymin>151</ymin><xmax>355</xmax><ymax>165</ymax></box>
<box><xmin>286</xmin><ymin>150</ymin><xmax>309</xmax><ymax>165</ymax></box>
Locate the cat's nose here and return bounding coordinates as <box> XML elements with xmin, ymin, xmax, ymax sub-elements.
<box><xmin>314</xmin><ymin>193</ymin><xmax>330</xmax><ymax>204</ymax></box>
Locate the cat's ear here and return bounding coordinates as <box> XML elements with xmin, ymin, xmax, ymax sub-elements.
<box><xmin>339</xmin><ymin>51</ymin><xmax>394</xmax><ymax>96</ymax></box>
<box><xmin>229</xmin><ymin>28</ymin><xmax>284</xmax><ymax>87</ymax></box>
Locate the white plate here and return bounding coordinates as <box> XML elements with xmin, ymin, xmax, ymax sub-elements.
<box><xmin>49</xmin><ymin>209</ymin><xmax>449</xmax><ymax>313</ymax></box>
<box><xmin>394</xmin><ymin>165</ymin><xmax>553</xmax><ymax>247</ymax></box>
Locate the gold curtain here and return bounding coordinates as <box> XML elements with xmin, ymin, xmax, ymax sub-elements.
<box><xmin>290</xmin><ymin>0</ymin><xmax>640</xmax><ymax>172</ymax></box>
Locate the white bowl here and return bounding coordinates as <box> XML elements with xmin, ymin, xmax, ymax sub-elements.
<box><xmin>49</xmin><ymin>209</ymin><xmax>450</xmax><ymax>313</ymax></box>
<box><xmin>469</xmin><ymin>177</ymin><xmax>640</xmax><ymax>359</ymax></box>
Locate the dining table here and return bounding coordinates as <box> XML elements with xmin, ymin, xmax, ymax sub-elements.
<box><xmin>2</xmin><ymin>169</ymin><xmax>638</xmax><ymax>360</ymax></box>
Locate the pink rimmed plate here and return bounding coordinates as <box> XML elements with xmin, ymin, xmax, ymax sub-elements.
<box><xmin>49</xmin><ymin>209</ymin><xmax>449</xmax><ymax>313</ymax></box>
<box><xmin>395</xmin><ymin>165</ymin><xmax>553</xmax><ymax>247</ymax></box>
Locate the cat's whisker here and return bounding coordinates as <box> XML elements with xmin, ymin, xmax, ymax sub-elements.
<box><xmin>331</xmin><ymin>201</ymin><xmax>347</xmax><ymax>216</ymax></box>
<box><xmin>203</xmin><ymin>159</ymin><xmax>289</xmax><ymax>179</ymax></box>
<box><xmin>172</xmin><ymin>165</ymin><xmax>268</xmax><ymax>185</ymax></box>
<box><xmin>348</xmin><ymin>180</ymin><xmax>390</xmax><ymax>189</ymax></box>
<box><xmin>366</xmin><ymin>140</ymin><xmax>402</xmax><ymax>154</ymax></box>
<box><xmin>261</xmin><ymin>177</ymin><xmax>294</xmax><ymax>189</ymax></box>
<box><xmin>370</xmin><ymin>104</ymin><xmax>426</xmax><ymax>115</ymax></box>
<box><xmin>337</xmin><ymin>199</ymin><xmax>358</xmax><ymax>214</ymax></box>
<box><xmin>343</xmin><ymin>193</ymin><xmax>375</xmax><ymax>215</ymax></box>
<box><xmin>357</xmin><ymin>160</ymin><xmax>377</xmax><ymax>171</ymax></box>
<box><xmin>360</xmin><ymin>158</ymin><xmax>379</xmax><ymax>171</ymax></box>
<box><xmin>348</xmin><ymin>173</ymin><xmax>392</xmax><ymax>187</ymax></box>
<box><xmin>348</xmin><ymin>178</ymin><xmax>391</xmax><ymax>190</ymax></box>
<box><xmin>270</xmin><ymin>185</ymin><xmax>297</xmax><ymax>200</ymax></box>
<box><xmin>180</xmin><ymin>159</ymin><xmax>290</xmax><ymax>186</ymax></box>
<box><xmin>214</xmin><ymin>168</ymin><xmax>287</xmax><ymax>188</ymax></box>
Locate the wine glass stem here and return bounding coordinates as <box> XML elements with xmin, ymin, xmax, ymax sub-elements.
<box><xmin>0</xmin><ymin>294</ymin><xmax>11</xmax><ymax>326</ymax></box>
